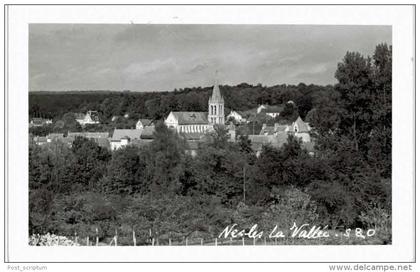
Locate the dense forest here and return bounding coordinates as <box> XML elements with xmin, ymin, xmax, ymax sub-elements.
<box><xmin>29</xmin><ymin>82</ymin><xmax>332</xmax><ymax>120</ymax></box>
<box><xmin>29</xmin><ymin>44</ymin><xmax>392</xmax><ymax>245</ymax></box>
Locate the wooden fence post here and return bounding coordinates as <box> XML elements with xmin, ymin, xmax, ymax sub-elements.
<box><xmin>132</xmin><ymin>229</ymin><xmax>136</xmax><ymax>246</ymax></box>
<box><xmin>253</xmin><ymin>237</ymin><xmax>256</xmax><ymax>246</ymax></box>
<box><xmin>242</xmin><ymin>237</ymin><xmax>245</xmax><ymax>246</ymax></box>
<box><xmin>185</xmin><ymin>237</ymin><xmax>188</xmax><ymax>246</ymax></box>
<box><xmin>169</xmin><ymin>238</ymin><xmax>172</xmax><ymax>246</ymax></box>
<box><xmin>86</xmin><ymin>236</ymin><xmax>89</xmax><ymax>246</ymax></box>
<box><xmin>215</xmin><ymin>238</ymin><xmax>217</xmax><ymax>246</ymax></box>
<box><xmin>115</xmin><ymin>229</ymin><xmax>118</xmax><ymax>246</ymax></box>
<box><xmin>74</xmin><ymin>232</ymin><xmax>78</xmax><ymax>244</ymax></box>
<box><xmin>149</xmin><ymin>229</ymin><xmax>152</xmax><ymax>244</ymax></box>
<box><xmin>95</xmin><ymin>228</ymin><xmax>99</xmax><ymax>246</ymax></box>
<box><xmin>201</xmin><ymin>238</ymin><xmax>203</xmax><ymax>246</ymax></box>
<box><xmin>275</xmin><ymin>237</ymin><xmax>277</xmax><ymax>245</ymax></box>
<box><xmin>152</xmin><ymin>238</ymin><xmax>155</xmax><ymax>246</ymax></box>
<box><xmin>264</xmin><ymin>237</ymin><xmax>267</xmax><ymax>245</ymax></box>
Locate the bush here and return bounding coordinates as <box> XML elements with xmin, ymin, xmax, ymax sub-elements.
<box><xmin>359</xmin><ymin>204</ymin><xmax>392</xmax><ymax>244</ymax></box>
<box><xmin>29</xmin><ymin>233</ymin><xmax>79</xmax><ymax>246</ymax></box>
<box><xmin>260</xmin><ymin>186</ymin><xmax>319</xmax><ymax>231</ymax></box>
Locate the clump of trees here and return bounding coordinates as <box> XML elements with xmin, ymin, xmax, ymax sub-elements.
<box><xmin>29</xmin><ymin>44</ymin><xmax>392</xmax><ymax>244</ymax></box>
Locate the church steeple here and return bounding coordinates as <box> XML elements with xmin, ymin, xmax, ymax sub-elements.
<box><xmin>209</xmin><ymin>72</ymin><xmax>224</xmax><ymax>104</ymax></box>
<box><xmin>208</xmin><ymin>71</ymin><xmax>225</xmax><ymax>125</ymax></box>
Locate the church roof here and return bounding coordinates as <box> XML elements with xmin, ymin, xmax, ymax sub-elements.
<box><xmin>171</xmin><ymin>111</ymin><xmax>208</xmax><ymax>125</ymax></box>
<box><xmin>209</xmin><ymin>83</ymin><xmax>224</xmax><ymax>103</ymax></box>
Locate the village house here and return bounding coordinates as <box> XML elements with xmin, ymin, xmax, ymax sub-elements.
<box><xmin>46</xmin><ymin>133</ymin><xmax>65</xmax><ymax>142</ymax></box>
<box><xmin>256</xmin><ymin>104</ymin><xmax>283</xmax><ymax>118</ymax></box>
<box><xmin>259</xmin><ymin>116</ymin><xmax>311</xmax><ymax>142</ymax></box>
<box><xmin>29</xmin><ymin>117</ymin><xmax>53</xmax><ymax>127</ymax></box>
<box><xmin>110</xmin><ymin>126</ymin><xmax>156</xmax><ymax>151</ymax></box>
<box><xmin>136</xmin><ymin>119</ymin><xmax>153</xmax><ymax>130</ymax></box>
<box><xmin>33</xmin><ymin>136</ymin><xmax>48</xmax><ymax>146</ymax></box>
<box><xmin>259</xmin><ymin>123</ymin><xmax>288</xmax><ymax>136</ymax></box>
<box><xmin>37</xmin><ymin>132</ymin><xmax>110</xmax><ymax>149</ymax></box>
<box><xmin>32</xmin><ymin>133</ymin><xmax>64</xmax><ymax>146</ymax></box>
<box><xmin>226</xmin><ymin>110</ymin><xmax>246</xmax><ymax>123</ymax></box>
<box><xmin>286</xmin><ymin>116</ymin><xmax>311</xmax><ymax>143</ymax></box>
<box><xmin>110</xmin><ymin>129</ymin><xmax>142</xmax><ymax>150</ymax></box>
<box><xmin>75</xmin><ymin>111</ymin><xmax>100</xmax><ymax>126</ymax></box>
<box><xmin>67</xmin><ymin>132</ymin><xmax>110</xmax><ymax>149</ymax></box>
<box><xmin>67</xmin><ymin>132</ymin><xmax>109</xmax><ymax>139</ymax></box>
<box><xmin>249</xmin><ymin>116</ymin><xmax>313</xmax><ymax>156</ymax></box>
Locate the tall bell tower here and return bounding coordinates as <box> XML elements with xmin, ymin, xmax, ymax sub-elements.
<box><xmin>208</xmin><ymin>72</ymin><xmax>225</xmax><ymax>125</ymax></box>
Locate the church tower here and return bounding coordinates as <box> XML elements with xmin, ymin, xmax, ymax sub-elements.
<box><xmin>208</xmin><ymin>73</ymin><xmax>225</xmax><ymax>125</ymax></box>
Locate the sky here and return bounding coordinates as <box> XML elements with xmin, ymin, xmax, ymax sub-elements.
<box><xmin>29</xmin><ymin>24</ymin><xmax>391</xmax><ymax>92</ymax></box>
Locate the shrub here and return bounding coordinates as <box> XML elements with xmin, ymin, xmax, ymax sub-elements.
<box><xmin>29</xmin><ymin>233</ymin><xmax>79</xmax><ymax>246</ymax></box>
<box><xmin>359</xmin><ymin>204</ymin><xmax>392</xmax><ymax>244</ymax></box>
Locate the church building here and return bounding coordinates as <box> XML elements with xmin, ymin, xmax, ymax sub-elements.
<box><xmin>164</xmin><ymin>76</ymin><xmax>225</xmax><ymax>133</ymax></box>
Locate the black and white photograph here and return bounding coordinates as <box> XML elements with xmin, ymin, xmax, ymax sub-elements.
<box><xmin>27</xmin><ymin>23</ymin><xmax>392</xmax><ymax>246</ymax></box>
<box><xmin>3</xmin><ymin>3</ymin><xmax>416</xmax><ymax>267</ymax></box>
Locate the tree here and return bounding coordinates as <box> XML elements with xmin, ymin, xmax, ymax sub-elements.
<box><xmin>238</xmin><ymin>134</ymin><xmax>253</xmax><ymax>154</ymax></box>
<box><xmin>206</xmin><ymin>124</ymin><xmax>230</xmax><ymax>149</ymax></box>
<box><xmin>61</xmin><ymin>112</ymin><xmax>82</xmax><ymax>132</ymax></box>
<box><xmin>145</xmin><ymin>122</ymin><xmax>188</xmax><ymax>195</ymax></box>
<box><xmin>71</xmin><ymin>137</ymin><xmax>111</xmax><ymax>190</ymax></box>
<box><xmin>334</xmin><ymin>45</ymin><xmax>392</xmax><ymax>178</ymax></box>
<box><xmin>280</xmin><ymin>102</ymin><xmax>298</xmax><ymax>122</ymax></box>
<box><xmin>192</xmin><ymin>143</ymin><xmax>248</xmax><ymax>206</ymax></box>
<box><xmin>104</xmin><ymin>145</ymin><xmax>145</xmax><ymax>194</ymax></box>
<box><xmin>368</xmin><ymin>43</ymin><xmax>392</xmax><ymax>178</ymax></box>
<box><xmin>335</xmin><ymin>51</ymin><xmax>373</xmax><ymax>151</ymax></box>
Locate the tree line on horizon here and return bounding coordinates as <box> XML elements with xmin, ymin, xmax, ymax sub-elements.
<box><xmin>29</xmin><ymin>79</ymin><xmax>333</xmax><ymax>121</ymax></box>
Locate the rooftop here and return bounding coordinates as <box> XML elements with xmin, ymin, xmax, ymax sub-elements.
<box><xmin>171</xmin><ymin>111</ymin><xmax>208</xmax><ymax>125</ymax></box>
<box><xmin>68</xmin><ymin>132</ymin><xmax>109</xmax><ymax>138</ymax></box>
<box><xmin>111</xmin><ymin>129</ymin><xmax>142</xmax><ymax>141</ymax></box>
<box><xmin>137</xmin><ymin>119</ymin><xmax>153</xmax><ymax>126</ymax></box>
<box><xmin>293</xmin><ymin>116</ymin><xmax>310</xmax><ymax>133</ymax></box>
<box><xmin>262</xmin><ymin>105</ymin><xmax>284</xmax><ymax>113</ymax></box>
<box><xmin>248</xmin><ymin>132</ymin><xmax>289</xmax><ymax>151</ymax></box>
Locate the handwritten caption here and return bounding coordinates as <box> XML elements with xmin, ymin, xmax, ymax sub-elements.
<box><xmin>218</xmin><ymin>223</ymin><xmax>376</xmax><ymax>240</ymax></box>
